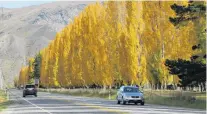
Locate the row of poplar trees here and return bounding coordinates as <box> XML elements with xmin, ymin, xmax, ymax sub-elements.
<box><xmin>18</xmin><ymin>1</ymin><xmax>205</xmax><ymax>89</ymax></box>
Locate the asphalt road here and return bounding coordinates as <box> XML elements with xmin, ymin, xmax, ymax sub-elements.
<box><xmin>1</xmin><ymin>89</ymin><xmax>206</xmax><ymax>114</ymax></box>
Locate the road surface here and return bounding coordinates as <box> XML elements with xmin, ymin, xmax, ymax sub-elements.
<box><xmin>1</xmin><ymin>89</ymin><xmax>206</xmax><ymax>114</ymax></box>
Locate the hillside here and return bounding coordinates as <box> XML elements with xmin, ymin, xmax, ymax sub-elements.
<box><xmin>0</xmin><ymin>1</ymin><xmax>91</xmax><ymax>85</ymax></box>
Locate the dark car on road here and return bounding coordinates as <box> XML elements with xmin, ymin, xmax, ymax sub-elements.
<box><xmin>23</xmin><ymin>84</ymin><xmax>37</xmax><ymax>97</ymax></box>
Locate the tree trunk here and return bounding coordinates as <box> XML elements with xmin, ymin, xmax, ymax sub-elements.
<box><xmin>198</xmin><ymin>84</ymin><xmax>201</xmax><ymax>92</ymax></box>
<box><xmin>183</xmin><ymin>87</ymin><xmax>186</xmax><ymax>91</ymax></box>
<box><xmin>200</xmin><ymin>84</ymin><xmax>203</xmax><ymax>92</ymax></box>
<box><xmin>203</xmin><ymin>82</ymin><xmax>206</xmax><ymax>91</ymax></box>
<box><xmin>103</xmin><ymin>85</ymin><xmax>106</xmax><ymax>92</ymax></box>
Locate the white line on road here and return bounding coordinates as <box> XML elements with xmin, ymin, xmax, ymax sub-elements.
<box><xmin>21</xmin><ymin>97</ymin><xmax>53</xmax><ymax>114</ymax></box>
<box><xmin>8</xmin><ymin>91</ymin><xmax>53</xmax><ymax>114</ymax></box>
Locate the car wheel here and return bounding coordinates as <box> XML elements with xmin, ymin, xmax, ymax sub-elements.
<box><xmin>134</xmin><ymin>102</ymin><xmax>138</xmax><ymax>105</ymax></box>
<box><xmin>23</xmin><ymin>95</ymin><xmax>26</xmax><ymax>97</ymax></box>
<box><xmin>117</xmin><ymin>100</ymin><xmax>120</xmax><ymax>104</ymax></box>
<box><xmin>123</xmin><ymin>101</ymin><xmax>126</xmax><ymax>105</ymax></box>
<box><xmin>141</xmin><ymin>102</ymin><xmax>145</xmax><ymax>105</ymax></box>
<box><xmin>35</xmin><ymin>94</ymin><xmax>37</xmax><ymax>97</ymax></box>
<box><xmin>122</xmin><ymin>97</ymin><xmax>126</xmax><ymax>105</ymax></box>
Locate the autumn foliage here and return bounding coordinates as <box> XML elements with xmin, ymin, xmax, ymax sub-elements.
<box><xmin>18</xmin><ymin>1</ymin><xmax>199</xmax><ymax>88</ymax></box>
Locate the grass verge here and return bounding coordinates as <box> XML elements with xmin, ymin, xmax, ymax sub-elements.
<box><xmin>0</xmin><ymin>90</ymin><xmax>10</xmax><ymax>111</ymax></box>
<box><xmin>144</xmin><ymin>90</ymin><xmax>206</xmax><ymax>109</ymax></box>
<box><xmin>39</xmin><ymin>88</ymin><xmax>206</xmax><ymax>110</ymax></box>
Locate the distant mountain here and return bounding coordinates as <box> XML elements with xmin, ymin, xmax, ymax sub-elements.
<box><xmin>0</xmin><ymin>1</ymin><xmax>91</xmax><ymax>85</ymax></box>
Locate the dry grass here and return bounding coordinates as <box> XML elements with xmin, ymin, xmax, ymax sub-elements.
<box><xmin>39</xmin><ymin>88</ymin><xmax>206</xmax><ymax>110</ymax></box>
<box><xmin>40</xmin><ymin>88</ymin><xmax>117</xmax><ymax>99</ymax></box>
<box><xmin>0</xmin><ymin>90</ymin><xmax>8</xmax><ymax>111</ymax></box>
<box><xmin>143</xmin><ymin>90</ymin><xmax>206</xmax><ymax>109</ymax></box>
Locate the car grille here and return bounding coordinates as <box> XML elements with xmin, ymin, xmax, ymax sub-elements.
<box><xmin>131</xmin><ymin>96</ymin><xmax>139</xmax><ymax>98</ymax></box>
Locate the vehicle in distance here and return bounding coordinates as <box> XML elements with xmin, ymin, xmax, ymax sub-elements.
<box><xmin>23</xmin><ymin>84</ymin><xmax>37</xmax><ymax>97</ymax></box>
<box><xmin>117</xmin><ymin>86</ymin><xmax>144</xmax><ymax>105</ymax></box>
<box><xmin>17</xmin><ymin>85</ymin><xmax>24</xmax><ymax>90</ymax></box>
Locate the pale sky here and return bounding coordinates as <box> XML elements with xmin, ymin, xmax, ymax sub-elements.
<box><xmin>0</xmin><ymin>1</ymin><xmax>55</xmax><ymax>8</ymax></box>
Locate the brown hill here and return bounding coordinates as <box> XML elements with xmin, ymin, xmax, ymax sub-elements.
<box><xmin>0</xmin><ymin>1</ymin><xmax>91</xmax><ymax>86</ymax></box>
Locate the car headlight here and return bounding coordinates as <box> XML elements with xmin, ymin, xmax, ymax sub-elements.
<box><xmin>141</xmin><ymin>96</ymin><xmax>144</xmax><ymax>99</ymax></box>
<box><xmin>127</xmin><ymin>96</ymin><xmax>131</xmax><ymax>98</ymax></box>
<box><xmin>124</xmin><ymin>95</ymin><xmax>131</xmax><ymax>99</ymax></box>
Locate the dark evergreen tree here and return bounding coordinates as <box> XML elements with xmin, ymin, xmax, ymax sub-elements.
<box><xmin>165</xmin><ymin>59</ymin><xmax>206</xmax><ymax>91</ymax></box>
<box><xmin>33</xmin><ymin>53</ymin><xmax>42</xmax><ymax>79</ymax></box>
<box><xmin>169</xmin><ymin>1</ymin><xmax>206</xmax><ymax>26</ymax></box>
<box><xmin>169</xmin><ymin>1</ymin><xmax>206</xmax><ymax>59</ymax></box>
<box><xmin>165</xmin><ymin>1</ymin><xmax>206</xmax><ymax>91</ymax></box>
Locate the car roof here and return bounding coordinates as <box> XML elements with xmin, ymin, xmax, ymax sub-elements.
<box><xmin>25</xmin><ymin>84</ymin><xmax>35</xmax><ymax>86</ymax></box>
<box><xmin>121</xmin><ymin>86</ymin><xmax>138</xmax><ymax>88</ymax></box>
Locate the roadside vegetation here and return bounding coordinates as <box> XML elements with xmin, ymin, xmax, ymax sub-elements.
<box><xmin>0</xmin><ymin>90</ymin><xmax>10</xmax><ymax>111</ymax></box>
<box><xmin>40</xmin><ymin>88</ymin><xmax>206</xmax><ymax>109</ymax></box>
<box><xmin>144</xmin><ymin>90</ymin><xmax>206</xmax><ymax>109</ymax></box>
<box><xmin>17</xmin><ymin>1</ymin><xmax>206</xmax><ymax>91</ymax></box>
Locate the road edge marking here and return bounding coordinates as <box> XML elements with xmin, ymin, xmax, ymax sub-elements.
<box><xmin>8</xmin><ymin>90</ymin><xmax>53</xmax><ymax>114</ymax></box>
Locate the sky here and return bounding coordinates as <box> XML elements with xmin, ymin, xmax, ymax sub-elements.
<box><xmin>0</xmin><ymin>1</ymin><xmax>55</xmax><ymax>8</ymax></box>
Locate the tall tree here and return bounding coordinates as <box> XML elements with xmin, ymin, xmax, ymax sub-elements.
<box><xmin>33</xmin><ymin>53</ymin><xmax>42</xmax><ymax>81</ymax></box>
<box><xmin>28</xmin><ymin>58</ymin><xmax>34</xmax><ymax>83</ymax></box>
<box><xmin>165</xmin><ymin>1</ymin><xmax>206</xmax><ymax>91</ymax></box>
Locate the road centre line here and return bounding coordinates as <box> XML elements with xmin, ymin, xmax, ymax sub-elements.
<box><xmin>75</xmin><ymin>102</ymin><xmax>128</xmax><ymax>114</ymax></box>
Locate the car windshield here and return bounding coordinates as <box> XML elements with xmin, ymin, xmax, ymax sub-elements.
<box><xmin>25</xmin><ymin>85</ymin><xmax>35</xmax><ymax>88</ymax></box>
<box><xmin>124</xmin><ymin>87</ymin><xmax>139</xmax><ymax>92</ymax></box>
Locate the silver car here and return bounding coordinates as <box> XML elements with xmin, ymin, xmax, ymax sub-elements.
<box><xmin>117</xmin><ymin>86</ymin><xmax>144</xmax><ymax>105</ymax></box>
